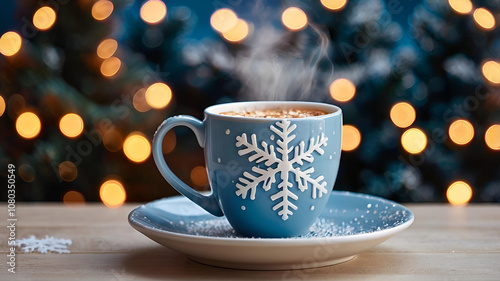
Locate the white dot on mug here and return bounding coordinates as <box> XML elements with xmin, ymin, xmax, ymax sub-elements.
<box><xmin>310</xmin><ymin>206</ymin><xmax>315</xmax><ymax>211</ymax></box>
<box><xmin>333</xmin><ymin>131</ymin><xmax>336</xmax><ymax>135</ymax></box>
<box><xmin>218</xmin><ymin>158</ymin><xmax>221</xmax><ymax>163</ymax></box>
<box><xmin>329</xmin><ymin>155</ymin><xmax>332</xmax><ymax>159</ymax></box>
<box><xmin>270</xmin><ymin>135</ymin><xmax>275</xmax><ymax>140</ymax></box>
<box><xmin>225</xmin><ymin>129</ymin><xmax>230</xmax><ymax>135</ymax></box>
<box><xmin>241</xmin><ymin>206</ymin><xmax>246</xmax><ymax>210</ymax></box>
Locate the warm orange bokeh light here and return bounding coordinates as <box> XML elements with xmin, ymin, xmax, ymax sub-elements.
<box><xmin>97</xmin><ymin>38</ymin><xmax>118</xmax><ymax>59</ymax></box>
<box><xmin>140</xmin><ymin>0</ymin><xmax>167</xmax><ymax>25</ymax></box>
<box><xmin>0</xmin><ymin>31</ymin><xmax>22</xmax><ymax>57</ymax></box>
<box><xmin>281</xmin><ymin>7</ymin><xmax>308</xmax><ymax>31</ymax></box>
<box><xmin>447</xmin><ymin>181</ymin><xmax>473</xmax><ymax>205</ymax></box>
<box><xmin>100</xmin><ymin>57</ymin><xmax>121</xmax><ymax>77</ymax></box>
<box><xmin>100</xmin><ymin>179</ymin><xmax>126</xmax><ymax>208</ymax></box>
<box><xmin>163</xmin><ymin>130</ymin><xmax>176</xmax><ymax>154</ymax></box>
<box><xmin>133</xmin><ymin>88</ymin><xmax>152</xmax><ymax>112</ymax></box>
<box><xmin>210</xmin><ymin>8</ymin><xmax>238</xmax><ymax>33</ymax></box>
<box><xmin>485</xmin><ymin>124</ymin><xmax>500</xmax><ymax>150</ymax></box>
<box><xmin>482</xmin><ymin>61</ymin><xmax>500</xmax><ymax>84</ymax></box>
<box><xmin>449</xmin><ymin>119</ymin><xmax>474</xmax><ymax>145</ymax></box>
<box><xmin>190</xmin><ymin>166</ymin><xmax>209</xmax><ymax>187</ymax></box>
<box><xmin>0</xmin><ymin>95</ymin><xmax>5</xmax><ymax>117</ymax></box>
<box><xmin>19</xmin><ymin>165</ymin><xmax>36</xmax><ymax>182</ymax></box>
<box><xmin>448</xmin><ymin>0</ymin><xmax>473</xmax><ymax>14</ymax></box>
<box><xmin>16</xmin><ymin>112</ymin><xmax>42</xmax><ymax>139</ymax></box>
<box><xmin>59</xmin><ymin>113</ymin><xmax>84</xmax><ymax>138</ymax></box>
<box><xmin>321</xmin><ymin>0</ymin><xmax>348</xmax><ymax>11</ymax></box>
<box><xmin>401</xmin><ymin>128</ymin><xmax>427</xmax><ymax>154</ymax></box>
<box><xmin>329</xmin><ymin>78</ymin><xmax>356</xmax><ymax>102</ymax></box>
<box><xmin>63</xmin><ymin>191</ymin><xmax>86</xmax><ymax>207</ymax></box>
<box><xmin>145</xmin><ymin>83</ymin><xmax>172</xmax><ymax>109</ymax></box>
<box><xmin>390</xmin><ymin>102</ymin><xmax>416</xmax><ymax>128</ymax></box>
<box><xmin>222</xmin><ymin>19</ymin><xmax>249</xmax><ymax>43</ymax></box>
<box><xmin>92</xmin><ymin>0</ymin><xmax>114</xmax><ymax>21</ymax></box>
<box><xmin>473</xmin><ymin>8</ymin><xmax>495</xmax><ymax>30</ymax></box>
<box><xmin>123</xmin><ymin>132</ymin><xmax>151</xmax><ymax>163</ymax></box>
<box><xmin>103</xmin><ymin>130</ymin><xmax>123</xmax><ymax>152</ymax></box>
<box><xmin>58</xmin><ymin>161</ymin><xmax>78</xmax><ymax>182</ymax></box>
<box><xmin>33</xmin><ymin>6</ymin><xmax>56</xmax><ymax>31</ymax></box>
<box><xmin>342</xmin><ymin>125</ymin><xmax>361</xmax><ymax>151</ymax></box>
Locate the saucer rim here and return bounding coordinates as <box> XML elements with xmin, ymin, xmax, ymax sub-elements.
<box><xmin>128</xmin><ymin>191</ymin><xmax>414</xmax><ymax>246</ymax></box>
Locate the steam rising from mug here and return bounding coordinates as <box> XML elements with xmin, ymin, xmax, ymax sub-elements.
<box><xmin>236</xmin><ymin>23</ymin><xmax>332</xmax><ymax>101</ymax></box>
<box><xmin>183</xmin><ymin>9</ymin><xmax>333</xmax><ymax>101</ymax></box>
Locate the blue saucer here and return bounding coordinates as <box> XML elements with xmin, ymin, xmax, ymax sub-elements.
<box><xmin>129</xmin><ymin>191</ymin><xmax>414</xmax><ymax>270</ymax></box>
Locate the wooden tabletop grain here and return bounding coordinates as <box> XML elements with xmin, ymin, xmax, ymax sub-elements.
<box><xmin>1</xmin><ymin>203</ymin><xmax>499</xmax><ymax>280</ymax></box>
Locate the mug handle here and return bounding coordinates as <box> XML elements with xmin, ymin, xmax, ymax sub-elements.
<box><xmin>152</xmin><ymin>115</ymin><xmax>224</xmax><ymax>216</ymax></box>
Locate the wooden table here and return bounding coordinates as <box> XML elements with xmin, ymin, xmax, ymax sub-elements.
<box><xmin>1</xmin><ymin>203</ymin><xmax>499</xmax><ymax>280</ymax></box>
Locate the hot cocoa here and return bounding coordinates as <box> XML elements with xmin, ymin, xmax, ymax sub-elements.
<box><xmin>220</xmin><ymin>108</ymin><xmax>327</xmax><ymax>118</ymax></box>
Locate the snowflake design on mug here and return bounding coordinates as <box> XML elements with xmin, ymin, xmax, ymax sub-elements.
<box><xmin>235</xmin><ymin>120</ymin><xmax>329</xmax><ymax>220</ymax></box>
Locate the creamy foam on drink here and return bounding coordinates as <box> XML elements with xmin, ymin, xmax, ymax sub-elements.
<box><xmin>220</xmin><ymin>108</ymin><xmax>327</xmax><ymax>118</ymax></box>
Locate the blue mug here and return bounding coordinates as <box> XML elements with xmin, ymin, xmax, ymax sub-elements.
<box><xmin>153</xmin><ymin>101</ymin><xmax>342</xmax><ymax>237</ymax></box>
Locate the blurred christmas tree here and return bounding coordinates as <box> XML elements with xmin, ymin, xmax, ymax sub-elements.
<box><xmin>399</xmin><ymin>0</ymin><xmax>500</xmax><ymax>202</ymax></box>
<box><xmin>175</xmin><ymin>0</ymin><xmax>500</xmax><ymax>203</ymax></box>
<box><xmin>1</xmin><ymin>0</ymin><xmax>499</xmax><ymax>205</ymax></box>
<box><xmin>0</xmin><ymin>0</ymin><xmax>205</xmax><ymax>204</ymax></box>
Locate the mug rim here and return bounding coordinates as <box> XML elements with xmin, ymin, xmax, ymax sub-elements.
<box><xmin>204</xmin><ymin>101</ymin><xmax>342</xmax><ymax>121</ymax></box>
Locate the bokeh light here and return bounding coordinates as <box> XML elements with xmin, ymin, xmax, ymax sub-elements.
<box><xmin>329</xmin><ymin>78</ymin><xmax>356</xmax><ymax>102</ymax></box>
<box><xmin>123</xmin><ymin>132</ymin><xmax>151</xmax><ymax>163</ymax></box>
<box><xmin>58</xmin><ymin>161</ymin><xmax>78</xmax><ymax>182</ymax></box>
<box><xmin>163</xmin><ymin>130</ymin><xmax>176</xmax><ymax>154</ymax></box>
<box><xmin>447</xmin><ymin>181</ymin><xmax>472</xmax><ymax>205</ymax></box>
<box><xmin>103</xmin><ymin>130</ymin><xmax>123</xmax><ymax>152</ymax></box>
<box><xmin>473</xmin><ymin>8</ymin><xmax>495</xmax><ymax>30</ymax></box>
<box><xmin>63</xmin><ymin>191</ymin><xmax>86</xmax><ymax>207</ymax></box>
<box><xmin>342</xmin><ymin>125</ymin><xmax>361</xmax><ymax>151</ymax></box>
<box><xmin>190</xmin><ymin>166</ymin><xmax>209</xmax><ymax>187</ymax></box>
<box><xmin>321</xmin><ymin>0</ymin><xmax>348</xmax><ymax>11</ymax></box>
<box><xmin>390</xmin><ymin>102</ymin><xmax>416</xmax><ymax>128</ymax></box>
<box><xmin>0</xmin><ymin>95</ymin><xmax>5</xmax><ymax>117</ymax></box>
<box><xmin>482</xmin><ymin>61</ymin><xmax>500</xmax><ymax>84</ymax></box>
<box><xmin>8</xmin><ymin>94</ymin><xmax>25</xmax><ymax>118</ymax></box>
<box><xmin>485</xmin><ymin>124</ymin><xmax>500</xmax><ymax>150</ymax></box>
<box><xmin>16</xmin><ymin>112</ymin><xmax>41</xmax><ymax>139</ymax></box>
<box><xmin>449</xmin><ymin>119</ymin><xmax>474</xmax><ymax>145</ymax></box>
<box><xmin>92</xmin><ymin>0</ymin><xmax>114</xmax><ymax>21</ymax></box>
<box><xmin>100</xmin><ymin>179</ymin><xmax>126</xmax><ymax>208</ymax></box>
<box><xmin>133</xmin><ymin>88</ymin><xmax>152</xmax><ymax>112</ymax></box>
<box><xmin>281</xmin><ymin>7</ymin><xmax>308</xmax><ymax>31</ymax></box>
<box><xmin>401</xmin><ymin>128</ymin><xmax>427</xmax><ymax>154</ymax></box>
<box><xmin>59</xmin><ymin>113</ymin><xmax>84</xmax><ymax>138</ymax></box>
<box><xmin>33</xmin><ymin>6</ymin><xmax>56</xmax><ymax>31</ymax></box>
<box><xmin>0</xmin><ymin>31</ymin><xmax>22</xmax><ymax>57</ymax></box>
<box><xmin>97</xmin><ymin>38</ymin><xmax>118</xmax><ymax>59</ymax></box>
<box><xmin>222</xmin><ymin>19</ymin><xmax>249</xmax><ymax>43</ymax></box>
<box><xmin>140</xmin><ymin>0</ymin><xmax>167</xmax><ymax>25</ymax></box>
<box><xmin>145</xmin><ymin>82</ymin><xmax>172</xmax><ymax>109</ymax></box>
<box><xmin>210</xmin><ymin>8</ymin><xmax>238</xmax><ymax>33</ymax></box>
<box><xmin>19</xmin><ymin>164</ymin><xmax>36</xmax><ymax>182</ymax></box>
<box><xmin>448</xmin><ymin>0</ymin><xmax>473</xmax><ymax>14</ymax></box>
<box><xmin>100</xmin><ymin>57</ymin><xmax>121</xmax><ymax>77</ymax></box>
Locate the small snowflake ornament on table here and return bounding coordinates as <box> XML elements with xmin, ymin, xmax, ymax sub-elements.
<box><xmin>235</xmin><ymin>119</ymin><xmax>329</xmax><ymax>220</ymax></box>
<box><xmin>17</xmin><ymin>235</ymin><xmax>72</xmax><ymax>254</ymax></box>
